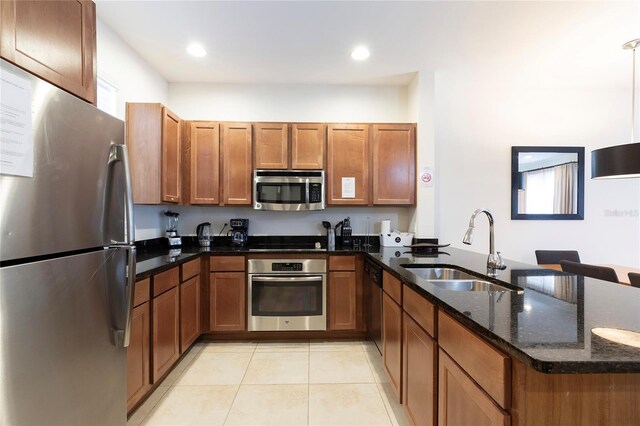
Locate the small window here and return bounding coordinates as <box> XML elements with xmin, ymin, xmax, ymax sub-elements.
<box><xmin>96</xmin><ymin>75</ymin><xmax>118</xmax><ymax>117</ymax></box>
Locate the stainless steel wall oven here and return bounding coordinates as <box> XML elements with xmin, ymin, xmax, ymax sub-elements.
<box><xmin>248</xmin><ymin>259</ymin><xmax>327</xmax><ymax>331</ymax></box>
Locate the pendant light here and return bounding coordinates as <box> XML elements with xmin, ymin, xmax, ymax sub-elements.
<box><xmin>591</xmin><ymin>39</ymin><xmax>640</xmax><ymax>179</ymax></box>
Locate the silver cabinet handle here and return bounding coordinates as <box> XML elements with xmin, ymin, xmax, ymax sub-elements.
<box><xmin>251</xmin><ymin>275</ymin><xmax>323</xmax><ymax>283</ymax></box>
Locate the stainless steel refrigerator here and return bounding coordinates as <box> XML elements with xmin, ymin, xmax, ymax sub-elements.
<box><xmin>0</xmin><ymin>59</ymin><xmax>135</xmax><ymax>425</ymax></box>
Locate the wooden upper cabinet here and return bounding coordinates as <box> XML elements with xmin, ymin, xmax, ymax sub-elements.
<box><xmin>161</xmin><ymin>107</ymin><xmax>181</xmax><ymax>203</ymax></box>
<box><xmin>126</xmin><ymin>103</ymin><xmax>182</xmax><ymax>205</ymax></box>
<box><xmin>0</xmin><ymin>0</ymin><xmax>96</xmax><ymax>104</ymax></box>
<box><xmin>372</xmin><ymin>124</ymin><xmax>416</xmax><ymax>205</ymax></box>
<box><xmin>254</xmin><ymin>123</ymin><xmax>288</xmax><ymax>169</ymax></box>
<box><xmin>221</xmin><ymin>123</ymin><xmax>252</xmax><ymax>205</ymax></box>
<box><xmin>327</xmin><ymin>124</ymin><xmax>370</xmax><ymax>205</ymax></box>
<box><xmin>292</xmin><ymin>123</ymin><xmax>325</xmax><ymax>169</ymax></box>
<box><xmin>185</xmin><ymin>121</ymin><xmax>220</xmax><ymax>205</ymax></box>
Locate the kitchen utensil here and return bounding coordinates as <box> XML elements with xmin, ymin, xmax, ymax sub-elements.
<box><xmin>322</xmin><ymin>221</ymin><xmax>335</xmax><ymax>250</ymax></box>
<box><xmin>164</xmin><ymin>211</ymin><xmax>181</xmax><ymax>246</ymax></box>
<box><xmin>196</xmin><ymin>222</ymin><xmax>212</xmax><ymax>247</ymax></box>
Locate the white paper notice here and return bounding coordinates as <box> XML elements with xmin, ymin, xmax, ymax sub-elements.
<box><xmin>341</xmin><ymin>177</ymin><xmax>355</xmax><ymax>198</ymax></box>
<box><xmin>0</xmin><ymin>70</ymin><xmax>34</xmax><ymax>177</ymax></box>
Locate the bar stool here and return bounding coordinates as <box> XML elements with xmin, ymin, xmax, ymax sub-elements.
<box><xmin>535</xmin><ymin>250</ymin><xmax>581</xmax><ymax>264</ymax></box>
<box><xmin>628</xmin><ymin>272</ymin><xmax>640</xmax><ymax>288</ymax></box>
<box><xmin>560</xmin><ymin>260</ymin><xmax>619</xmax><ymax>283</ymax></box>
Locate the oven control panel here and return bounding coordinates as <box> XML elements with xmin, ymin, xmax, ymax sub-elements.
<box><xmin>272</xmin><ymin>262</ymin><xmax>303</xmax><ymax>272</ymax></box>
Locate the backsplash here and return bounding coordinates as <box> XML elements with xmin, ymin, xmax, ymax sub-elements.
<box><xmin>134</xmin><ymin>205</ymin><xmax>415</xmax><ymax>241</ymax></box>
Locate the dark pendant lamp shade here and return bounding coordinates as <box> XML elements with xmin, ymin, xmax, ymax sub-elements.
<box><xmin>591</xmin><ymin>142</ymin><xmax>640</xmax><ymax>179</ymax></box>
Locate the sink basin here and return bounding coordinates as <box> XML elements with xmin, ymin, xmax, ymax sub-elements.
<box><xmin>429</xmin><ymin>279</ymin><xmax>513</xmax><ymax>292</ymax></box>
<box><xmin>401</xmin><ymin>266</ymin><xmax>476</xmax><ymax>281</ymax></box>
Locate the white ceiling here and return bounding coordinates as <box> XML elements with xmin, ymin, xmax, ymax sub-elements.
<box><xmin>96</xmin><ymin>1</ymin><xmax>639</xmax><ymax>86</ymax></box>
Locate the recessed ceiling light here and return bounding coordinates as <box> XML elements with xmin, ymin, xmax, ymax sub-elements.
<box><xmin>351</xmin><ymin>46</ymin><xmax>370</xmax><ymax>61</ymax></box>
<box><xmin>187</xmin><ymin>43</ymin><xmax>207</xmax><ymax>58</ymax></box>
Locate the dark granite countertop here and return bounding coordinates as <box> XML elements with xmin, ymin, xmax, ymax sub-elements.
<box><xmin>135</xmin><ymin>240</ymin><xmax>640</xmax><ymax>374</ymax></box>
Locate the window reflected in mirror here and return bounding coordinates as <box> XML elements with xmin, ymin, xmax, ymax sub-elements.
<box><xmin>511</xmin><ymin>147</ymin><xmax>584</xmax><ymax>220</ymax></box>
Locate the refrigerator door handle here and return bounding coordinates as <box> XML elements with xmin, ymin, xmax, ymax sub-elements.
<box><xmin>108</xmin><ymin>244</ymin><xmax>136</xmax><ymax>348</ymax></box>
<box><xmin>107</xmin><ymin>143</ymin><xmax>136</xmax><ymax>245</ymax></box>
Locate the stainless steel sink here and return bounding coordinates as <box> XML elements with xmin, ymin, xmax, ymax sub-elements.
<box><xmin>400</xmin><ymin>265</ymin><xmax>518</xmax><ymax>292</ymax></box>
<box><xmin>429</xmin><ymin>279</ymin><xmax>512</xmax><ymax>292</ymax></box>
<box><xmin>401</xmin><ymin>266</ymin><xmax>476</xmax><ymax>281</ymax></box>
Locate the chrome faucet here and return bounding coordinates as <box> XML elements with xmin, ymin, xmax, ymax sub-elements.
<box><xmin>462</xmin><ymin>208</ymin><xmax>507</xmax><ymax>277</ymax></box>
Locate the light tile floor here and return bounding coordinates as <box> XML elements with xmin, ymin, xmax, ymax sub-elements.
<box><xmin>128</xmin><ymin>340</ymin><xmax>409</xmax><ymax>426</ymax></box>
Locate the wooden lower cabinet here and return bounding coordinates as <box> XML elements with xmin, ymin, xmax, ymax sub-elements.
<box><xmin>126</xmin><ymin>302</ymin><xmax>150</xmax><ymax>412</ymax></box>
<box><xmin>210</xmin><ymin>272</ymin><xmax>246</xmax><ymax>331</ymax></box>
<box><xmin>439</xmin><ymin>349</ymin><xmax>510</xmax><ymax>426</ymax></box>
<box><xmin>180</xmin><ymin>275</ymin><xmax>201</xmax><ymax>353</ymax></box>
<box><xmin>383</xmin><ymin>292</ymin><xmax>402</xmax><ymax>401</ymax></box>
<box><xmin>328</xmin><ymin>271</ymin><xmax>357</xmax><ymax>330</ymax></box>
<box><xmin>403</xmin><ymin>312</ymin><xmax>437</xmax><ymax>426</ymax></box>
<box><xmin>152</xmin><ymin>287</ymin><xmax>180</xmax><ymax>383</ymax></box>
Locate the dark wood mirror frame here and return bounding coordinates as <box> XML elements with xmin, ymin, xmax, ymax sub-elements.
<box><xmin>511</xmin><ymin>146</ymin><xmax>585</xmax><ymax>220</ymax></box>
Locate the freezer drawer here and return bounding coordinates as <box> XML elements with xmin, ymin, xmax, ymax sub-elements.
<box><xmin>0</xmin><ymin>248</ymin><xmax>127</xmax><ymax>425</ymax></box>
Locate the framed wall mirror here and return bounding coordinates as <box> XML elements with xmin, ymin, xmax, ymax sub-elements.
<box><xmin>511</xmin><ymin>146</ymin><xmax>585</xmax><ymax>220</ymax></box>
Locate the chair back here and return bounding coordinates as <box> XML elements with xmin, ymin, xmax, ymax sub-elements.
<box><xmin>535</xmin><ymin>250</ymin><xmax>581</xmax><ymax>264</ymax></box>
<box><xmin>628</xmin><ymin>272</ymin><xmax>640</xmax><ymax>288</ymax></box>
<box><xmin>560</xmin><ymin>260</ymin><xmax>619</xmax><ymax>283</ymax></box>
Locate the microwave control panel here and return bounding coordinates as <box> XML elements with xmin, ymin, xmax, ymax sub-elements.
<box><xmin>309</xmin><ymin>183</ymin><xmax>322</xmax><ymax>203</ymax></box>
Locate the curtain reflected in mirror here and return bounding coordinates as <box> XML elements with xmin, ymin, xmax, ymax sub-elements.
<box><xmin>512</xmin><ymin>147</ymin><xmax>585</xmax><ymax>220</ymax></box>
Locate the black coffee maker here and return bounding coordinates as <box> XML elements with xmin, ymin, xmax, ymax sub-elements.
<box><xmin>230</xmin><ymin>219</ymin><xmax>249</xmax><ymax>246</ymax></box>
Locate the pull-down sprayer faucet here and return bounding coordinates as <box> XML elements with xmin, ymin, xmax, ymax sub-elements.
<box><xmin>463</xmin><ymin>208</ymin><xmax>506</xmax><ymax>277</ymax></box>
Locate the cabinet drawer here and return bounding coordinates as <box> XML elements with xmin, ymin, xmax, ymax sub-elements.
<box><xmin>383</xmin><ymin>270</ymin><xmax>402</xmax><ymax>305</ymax></box>
<box><xmin>439</xmin><ymin>350</ymin><xmax>510</xmax><ymax>426</ymax></box>
<box><xmin>134</xmin><ymin>278</ymin><xmax>150</xmax><ymax>307</ymax></box>
<box><xmin>438</xmin><ymin>311</ymin><xmax>511</xmax><ymax>409</ymax></box>
<box><xmin>329</xmin><ymin>255</ymin><xmax>356</xmax><ymax>271</ymax></box>
<box><xmin>153</xmin><ymin>267</ymin><xmax>179</xmax><ymax>297</ymax></box>
<box><xmin>403</xmin><ymin>285</ymin><xmax>435</xmax><ymax>337</ymax></box>
<box><xmin>181</xmin><ymin>258</ymin><xmax>201</xmax><ymax>282</ymax></box>
<box><xmin>210</xmin><ymin>256</ymin><xmax>245</xmax><ymax>272</ymax></box>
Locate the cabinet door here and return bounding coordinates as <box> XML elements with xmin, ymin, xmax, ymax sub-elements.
<box><xmin>383</xmin><ymin>292</ymin><xmax>402</xmax><ymax>401</ymax></box>
<box><xmin>372</xmin><ymin>124</ymin><xmax>415</xmax><ymax>205</ymax></box>
<box><xmin>152</xmin><ymin>287</ymin><xmax>179</xmax><ymax>383</ymax></box>
<box><xmin>161</xmin><ymin>107</ymin><xmax>181</xmax><ymax>203</ymax></box>
<box><xmin>327</xmin><ymin>124</ymin><xmax>369</xmax><ymax>205</ymax></box>
<box><xmin>180</xmin><ymin>276</ymin><xmax>201</xmax><ymax>353</ymax></box>
<box><xmin>329</xmin><ymin>271</ymin><xmax>357</xmax><ymax>330</ymax></box>
<box><xmin>126</xmin><ymin>103</ymin><xmax>163</xmax><ymax>204</ymax></box>
<box><xmin>188</xmin><ymin>121</ymin><xmax>220</xmax><ymax>204</ymax></box>
<box><xmin>127</xmin><ymin>302</ymin><xmax>150</xmax><ymax>412</ymax></box>
<box><xmin>210</xmin><ymin>272</ymin><xmax>246</xmax><ymax>331</ymax></box>
<box><xmin>221</xmin><ymin>123</ymin><xmax>252</xmax><ymax>205</ymax></box>
<box><xmin>403</xmin><ymin>312</ymin><xmax>437</xmax><ymax>426</ymax></box>
<box><xmin>439</xmin><ymin>350</ymin><xmax>510</xmax><ymax>426</ymax></box>
<box><xmin>254</xmin><ymin>123</ymin><xmax>288</xmax><ymax>169</ymax></box>
<box><xmin>291</xmin><ymin>123</ymin><xmax>325</xmax><ymax>169</ymax></box>
<box><xmin>0</xmin><ymin>0</ymin><xmax>96</xmax><ymax>104</ymax></box>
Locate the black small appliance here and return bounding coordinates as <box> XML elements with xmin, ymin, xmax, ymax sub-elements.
<box><xmin>230</xmin><ymin>218</ymin><xmax>249</xmax><ymax>246</ymax></box>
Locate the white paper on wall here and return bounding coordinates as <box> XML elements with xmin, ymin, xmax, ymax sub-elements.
<box><xmin>342</xmin><ymin>177</ymin><xmax>355</xmax><ymax>198</ymax></box>
<box><xmin>0</xmin><ymin>70</ymin><xmax>34</xmax><ymax>177</ymax></box>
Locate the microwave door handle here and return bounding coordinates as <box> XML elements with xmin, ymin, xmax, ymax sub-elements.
<box><xmin>305</xmin><ymin>178</ymin><xmax>310</xmax><ymax>204</ymax></box>
<box><xmin>251</xmin><ymin>275</ymin><xmax>324</xmax><ymax>282</ymax></box>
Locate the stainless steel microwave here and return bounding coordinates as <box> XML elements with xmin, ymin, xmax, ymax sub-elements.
<box><xmin>253</xmin><ymin>170</ymin><xmax>325</xmax><ymax>211</ymax></box>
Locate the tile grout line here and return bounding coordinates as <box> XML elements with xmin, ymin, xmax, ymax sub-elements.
<box><xmin>222</xmin><ymin>343</ymin><xmax>257</xmax><ymax>425</ymax></box>
<box><xmin>362</xmin><ymin>343</ymin><xmax>396</xmax><ymax>426</ymax></box>
<box><xmin>307</xmin><ymin>342</ymin><xmax>311</xmax><ymax>426</ymax></box>
<box><xmin>132</xmin><ymin>343</ymin><xmax>204</xmax><ymax>425</ymax></box>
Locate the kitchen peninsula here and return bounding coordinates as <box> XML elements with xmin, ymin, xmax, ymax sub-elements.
<box><xmin>130</xmin><ymin>239</ymin><xmax>640</xmax><ymax>426</ymax></box>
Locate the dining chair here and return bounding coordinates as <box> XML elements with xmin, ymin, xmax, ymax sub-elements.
<box><xmin>535</xmin><ymin>250</ymin><xmax>581</xmax><ymax>264</ymax></box>
<box><xmin>560</xmin><ymin>260</ymin><xmax>619</xmax><ymax>283</ymax></box>
<box><xmin>628</xmin><ymin>272</ymin><xmax>640</xmax><ymax>288</ymax></box>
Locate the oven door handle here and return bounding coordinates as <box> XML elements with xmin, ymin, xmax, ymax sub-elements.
<box><xmin>251</xmin><ymin>275</ymin><xmax>324</xmax><ymax>282</ymax></box>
